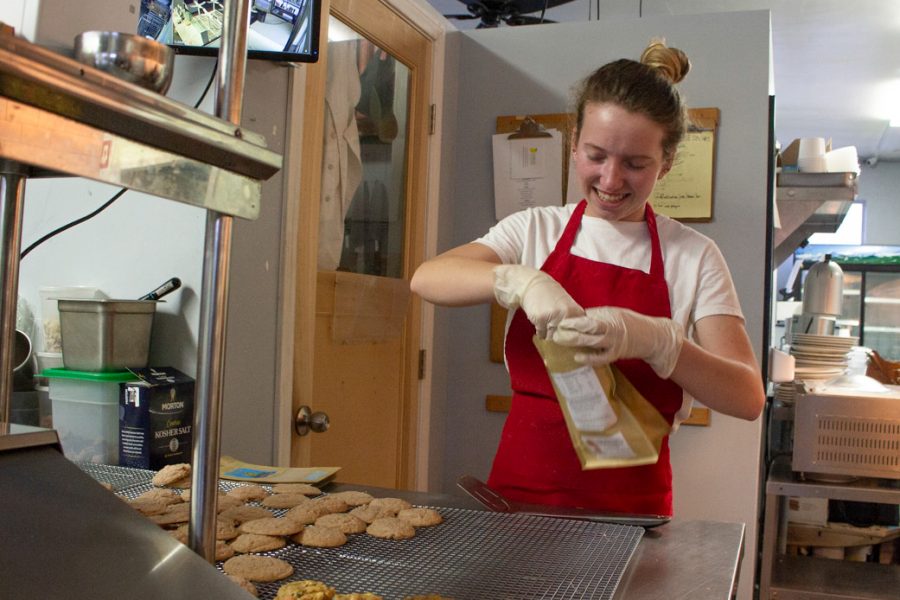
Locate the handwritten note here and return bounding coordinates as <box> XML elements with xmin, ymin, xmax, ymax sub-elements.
<box><xmin>650</xmin><ymin>130</ymin><xmax>716</xmax><ymax>220</ymax></box>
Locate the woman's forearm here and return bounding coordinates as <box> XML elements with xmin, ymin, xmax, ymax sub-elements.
<box><xmin>668</xmin><ymin>313</ymin><xmax>766</xmax><ymax>421</ymax></box>
<box><xmin>410</xmin><ymin>243</ymin><xmax>503</xmax><ymax>306</ymax></box>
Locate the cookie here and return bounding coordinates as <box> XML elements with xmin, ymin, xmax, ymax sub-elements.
<box><xmin>309</xmin><ymin>495</ymin><xmax>349</xmax><ymax>515</ymax></box>
<box><xmin>173</xmin><ymin>519</ymin><xmax>239</xmax><ymax>541</ymax></box>
<box><xmin>285</xmin><ymin>504</ymin><xmax>322</xmax><ymax>525</ymax></box>
<box><xmin>368</xmin><ymin>497</ymin><xmax>412</xmax><ymax>514</ymax></box>
<box><xmin>315</xmin><ymin>512</ymin><xmax>367</xmax><ymax>534</ymax></box>
<box><xmin>216</xmin><ymin>495</ymin><xmax>246</xmax><ymax>512</ymax></box>
<box><xmin>137</xmin><ymin>487</ymin><xmax>184</xmax><ymax>505</ymax></box>
<box><xmin>230</xmin><ymin>533</ymin><xmax>287</xmax><ymax>554</ymax></box>
<box><xmin>216</xmin><ymin>539</ymin><xmax>235</xmax><ymax>561</ymax></box>
<box><xmin>168</xmin><ymin>527</ymin><xmax>189</xmax><ymax>544</ymax></box>
<box><xmin>168</xmin><ymin>475</ymin><xmax>192</xmax><ymax>489</ymax></box>
<box><xmin>166</xmin><ymin>530</ymin><xmax>233</xmax><ymax>560</ymax></box>
<box><xmin>127</xmin><ymin>497</ymin><xmax>169</xmax><ymax>516</ymax></box>
<box><xmin>396</xmin><ymin>507</ymin><xmax>443</xmax><ymax>527</ymax></box>
<box><xmin>348</xmin><ymin>504</ymin><xmax>396</xmax><ymax>524</ymax></box>
<box><xmin>292</xmin><ymin>525</ymin><xmax>347</xmax><ymax>548</ymax></box>
<box><xmin>275</xmin><ymin>580</ymin><xmax>335</xmax><ymax>600</ymax></box>
<box><xmin>262</xmin><ymin>493</ymin><xmax>313</xmax><ymax>509</ymax></box>
<box><xmin>226</xmin><ymin>485</ymin><xmax>270</xmax><ymax>503</ymax></box>
<box><xmin>326</xmin><ymin>490</ymin><xmax>374</xmax><ymax>507</ymax></box>
<box><xmin>152</xmin><ymin>463</ymin><xmax>192</xmax><ymax>487</ymax></box>
<box><xmin>366</xmin><ymin>517</ymin><xmax>415</xmax><ymax>540</ymax></box>
<box><xmin>222</xmin><ymin>555</ymin><xmax>294</xmax><ymax>582</ymax></box>
<box><xmin>240</xmin><ymin>516</ymin><xmax>305</xmax><ymax>536</ymax></box>
<box><xmin>149</xmin><ymin>502</ymin><xmax>191</xmax><ymax>526</ymax></box>
<box><xmin>226</xmin><ymin>574</ymin><xmax>258</xmax><ymax>598</ymax></box>
<box><xmin>271</xmin><ymin>483</ymin><xmax>321</xmax><ymax>496</ymax></box>
<box><xmin>219</xmin><ymin>505</ymin><xmax>274</xmax><ymax>523</ymax></box>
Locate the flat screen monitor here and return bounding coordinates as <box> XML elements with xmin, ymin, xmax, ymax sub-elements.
<box><xmin>138</xmin><ymin>0</ymin><xmax>321</xmax><ymax>62</ymax></box>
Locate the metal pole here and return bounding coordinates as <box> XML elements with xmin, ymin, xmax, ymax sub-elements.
<box><xmin>189</xmin><ymin>0</ymin><xmax>251</xmax><ymax>562</ymax></box>
<box><xmin>0</xmin><ymin>160</ymin><xmax>27</xmax><ymax>435</ymax></box>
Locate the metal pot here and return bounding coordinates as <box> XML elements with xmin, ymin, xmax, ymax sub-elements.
<box><xmin>13</xmin><ymin>329</ymin><xmax>36</xmax><ymax>392</ymax></box>
<box><xmin>802</xmin><ymin>254</ymin><xmax>844</xmax><ymax>317</ymax></box>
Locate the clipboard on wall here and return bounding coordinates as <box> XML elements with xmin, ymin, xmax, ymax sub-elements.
<box><xmin>649</xmin><ymin>107</ymin><xmax>720</xmax><ymax>222</ymax></box>
<box><xmin>493</xmin><ymin>113</ymin><xmax>572</xmax><ymax>219</ymax></box>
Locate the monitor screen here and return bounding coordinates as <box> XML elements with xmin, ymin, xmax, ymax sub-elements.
<box><xmin>138</xmin><ymin>0</ymin><xmax>321</xmax><ymax>62</ymax></box>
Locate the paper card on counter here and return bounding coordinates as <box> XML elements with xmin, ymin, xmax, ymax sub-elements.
<box><xmin>492</xmin><ymin>129</ymin><xmax>563</xmax><ymax>220</ymax></box>
<box><xmin>220</xmin><ymin>455</ymin><xmax>340</xmax><ymax>484</ymax></box>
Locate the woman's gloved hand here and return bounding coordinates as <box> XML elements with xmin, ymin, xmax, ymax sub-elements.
<box><xmin>493</xmin><ymin>264</ymin><xmax>584</xmax><ymax>338</ymax></box>
<box><xmin>551</xmin><ymin>306</ymin><xmax>684</xmax><ymax>378</ymax></box>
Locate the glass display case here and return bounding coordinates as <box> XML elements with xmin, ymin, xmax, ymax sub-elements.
<box><xmin>790</xmin><ymin>245</ymin><xmax>900</xmax><ymax>360</ymax></box>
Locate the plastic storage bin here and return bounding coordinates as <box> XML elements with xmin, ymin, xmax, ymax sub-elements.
<box><xmin>44</xmin><ymin>368</ymin><xmax>137</xmax><ymax>464</ymax></box>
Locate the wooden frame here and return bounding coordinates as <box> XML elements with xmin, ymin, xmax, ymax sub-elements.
<box><xmin>649</xmin><ymin>107</ymin><xmax>721</xmax><ymax>222</ymax></box>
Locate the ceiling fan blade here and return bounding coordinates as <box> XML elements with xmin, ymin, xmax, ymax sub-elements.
<box><xmin>505</xmin><ymin>14</ymin><xmax>557</xmax><ymax>26</ymax></box>
<box><xmin>444</xmin><ymin>14</ymin><xmax>479</xmax><ymax>20</ymax></box>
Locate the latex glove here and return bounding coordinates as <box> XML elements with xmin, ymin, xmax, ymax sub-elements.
<box><xmin>551</xmin><ymin>306</ymin><xmax>684</xmax><ymax>378</ymax></box>
<box><xmin>493</xmin><ymin>264</ymin><xmax>584</xmax><ymax>338</ymax></box>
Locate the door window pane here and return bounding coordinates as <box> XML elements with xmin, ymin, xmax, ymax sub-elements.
<box><xmin>318</xmin><ymin>17</ymin><xmax>410</xmax><ymax>279</ymax></box>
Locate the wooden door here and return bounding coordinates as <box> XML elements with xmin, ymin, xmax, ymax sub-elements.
<box><xmin>291</xmin><ymin>0</ymin><xmax>435</xmax><ymax>489</ymax></box>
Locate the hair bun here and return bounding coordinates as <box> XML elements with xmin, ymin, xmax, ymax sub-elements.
<box><xmin>640</xmin><ymin>39</ymin><xmax>691</xmax><ymax>84</ymax></box>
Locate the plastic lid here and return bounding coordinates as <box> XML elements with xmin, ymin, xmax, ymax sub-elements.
<box><xmin>40</xmin><ymin>368</ymin><xmax>138</xmax><ymax>382</ymax></box>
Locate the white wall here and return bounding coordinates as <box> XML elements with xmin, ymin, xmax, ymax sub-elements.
<box><xmin>859</xmin><ymin>162</ymin><xmax>900</xmax><ymax>245</ymax></box>
<box><xmin>431</xmin><ymin>12</ymin><xmax>771</xmax><ymax>600</ymax></box>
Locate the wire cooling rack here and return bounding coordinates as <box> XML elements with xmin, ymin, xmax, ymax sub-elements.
<box><xmin>81</xmin><ymin>463</ymin><xmax>644</xmax><ymax>600</ymax></box>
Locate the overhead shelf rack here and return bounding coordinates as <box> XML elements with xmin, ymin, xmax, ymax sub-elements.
<box><xmin>774</xmin><ymin>171</ymin><xmax>857</xmax><ymax>266</ymax></box>
<box><xmin>0</xmin><ymin>27</ymin><xmax>281</xmax><ymax>219</ymax></box>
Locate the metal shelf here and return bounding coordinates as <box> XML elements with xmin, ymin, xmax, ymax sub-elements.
<box><xmin>759</xmin><ymin>458</ymin><xmax>900</xmax><ymax>598</ymax></box>
<box><xmin>774</xmin><ymin>172</ymin><xmax>857</xmax><ymax>265</ymax></box>
<box><xmin>0</xmin><ymin>28</ymin><xmax>282</xmax><ymax>219</ymax></box>
<box><xmin>767</xmin><ymin>460</ymin><xmax>900</xmax><ymax>505</ymax></box>
<box><xmin>770</xmin><ymin>554</ymin><xmax>900</xmax><ymax>600</ymax></box>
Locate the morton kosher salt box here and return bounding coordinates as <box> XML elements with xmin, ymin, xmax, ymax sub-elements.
<box><xmin>119</xmin><ymin>367</ymin><xmax>194</xmax><ymax>470</ymax></box>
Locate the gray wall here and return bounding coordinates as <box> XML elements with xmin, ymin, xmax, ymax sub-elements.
<box><xmin>430</xmin><ymin>12</ymin><xmax>772</xmax><ymax>600</ymax></box>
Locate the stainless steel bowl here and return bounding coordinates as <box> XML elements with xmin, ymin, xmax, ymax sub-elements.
<box><xmin>73</xmin><ymin>31</ymin><xmax>175</xmax><ymax>94</ymax></box>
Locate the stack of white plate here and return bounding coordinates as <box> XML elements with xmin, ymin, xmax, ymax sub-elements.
<box><xmin>774</xmin><ymin>333</ymin><xmax>858</xmax><ymax>404</ymax></box>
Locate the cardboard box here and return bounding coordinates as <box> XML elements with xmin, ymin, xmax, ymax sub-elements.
<box><xmin>119</xmin><ymin>367</ymin><xmax>194</xmax><ymax>470</ymax></box>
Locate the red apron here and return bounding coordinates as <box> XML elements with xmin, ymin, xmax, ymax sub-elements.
<box><xmin>487</xmin><ymin>200</ymin><xmax>683</xmax><ymax>516</ymax></box>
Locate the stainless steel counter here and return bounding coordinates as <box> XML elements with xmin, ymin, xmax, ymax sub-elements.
<box><xmin>324</xmin><ymin>483</ymin><xmax>745</xmax><ymax>600</ymax></box>
<box><xmin>0</xmin><ymin>432</ymin><xmax>743</xmax><ymax>600</ymax></box>
<box><xmin>0</xmin><ymin>434</ymin><xmax>253</xmax><ymax>600</ymax></box>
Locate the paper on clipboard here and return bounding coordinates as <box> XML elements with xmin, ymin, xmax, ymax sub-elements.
<box><xmin>492</xmin><ymin>129</ymin><xmax>563</xmax><ymax>220</ymax></box>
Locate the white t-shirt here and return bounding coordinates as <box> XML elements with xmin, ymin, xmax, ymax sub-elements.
<box><xmin>474</xmin><ymin>203</ymin><xmax>744</xmax><ymax>424</ymax></box>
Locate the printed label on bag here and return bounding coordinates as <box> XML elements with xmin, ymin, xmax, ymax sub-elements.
<box><xmin>582</xmin><ymin>431</ymin><xmax>637</xmax><ymax>459</ymax></box>
<box><xmin>550</xmin><ymin>366</ymin><xmax>618</xmax><ymax>431</ymax></box>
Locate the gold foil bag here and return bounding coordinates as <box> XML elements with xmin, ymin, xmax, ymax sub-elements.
<box><xmin>533</xmin><ymin>337</ymin><xmax>671</xmax><ymax>470</ymax></box>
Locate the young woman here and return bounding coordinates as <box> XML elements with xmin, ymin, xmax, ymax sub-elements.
<box><xmin>410</xmin><ymin>40</ymin><xmax>765</xmax><ymax>516</ymax></box>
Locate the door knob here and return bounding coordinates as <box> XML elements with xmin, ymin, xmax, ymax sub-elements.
<box><xmin>295</xmin><ymin>405</ymin><xmax>330</xmax><ymax>436</ymax></box>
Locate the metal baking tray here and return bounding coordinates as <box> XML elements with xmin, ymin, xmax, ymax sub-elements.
<box><xmin>86</xmin><ymin>464</ymin><xmax>644</xmax><ymax>600</ymax></box>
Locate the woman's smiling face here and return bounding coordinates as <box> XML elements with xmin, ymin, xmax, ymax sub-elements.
<box><xmin>572</xmin><ymin>102</ymin><xmax>671</xmax><ymax>222</ymax></box>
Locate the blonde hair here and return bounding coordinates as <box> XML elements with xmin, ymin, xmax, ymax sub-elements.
<box><xmin>572</xmin><ymin>39</ymin><xmax>691</xmax><ymax>160</ymax></box>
